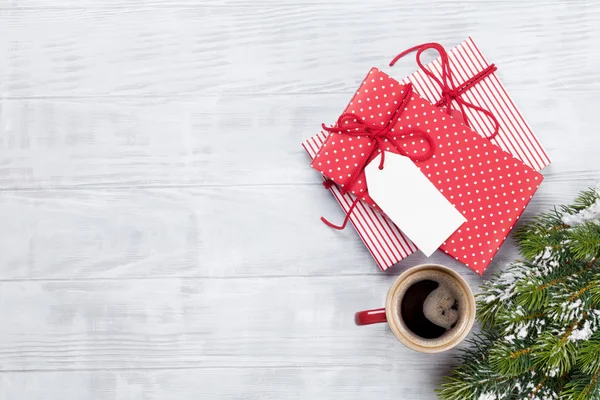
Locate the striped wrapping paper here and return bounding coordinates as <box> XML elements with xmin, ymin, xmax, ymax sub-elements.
<box><xmin>395</xmin><ymin>37</ymin><xmax>551</xmax><ymax>172</ymax></box>
<box><xmin>302</xmin><ymin>132</ymin><xmax>417</xmax><ymax>270</ymax></box>
<box><xmin>302</xmin><ymin>37</ymin><xmax>551</xmax><ymax>272</ymax></box>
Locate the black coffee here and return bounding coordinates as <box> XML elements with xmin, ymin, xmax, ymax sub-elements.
<box><xmin>400</xmin><ymin>279</ymin><xmax>459</xmax><ymax>339</ymax></box>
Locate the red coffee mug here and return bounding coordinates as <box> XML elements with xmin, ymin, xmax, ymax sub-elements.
<box><xmin>355</xmin><ymin>308</ymin><xmax>387</xmax><ymax>325</ymax></box>
<box><xmin>355</xmin><ymin>264</ymin><xmax>475</xmax><ymax>353</ymax></box>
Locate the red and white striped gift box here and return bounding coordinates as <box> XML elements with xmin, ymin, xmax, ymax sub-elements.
<box><xmin>302</xmin><ymin>38</ymin><xmax>551</xmax><ymax>272</ymax></box>
<box><xmin>302</xmin><ymin>132</ymin><xmax>418</xmax><ymax>270</ymax></box>
<box><xmin>395</xmin><ymin>37</ymin><xmax>551</xmax><ymax>172</ymax></box>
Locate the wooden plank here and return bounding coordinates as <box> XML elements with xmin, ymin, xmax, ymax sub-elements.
<box><xmin>0</xmin><ymin>367</ymin><xmax>447</xmax><ymax>400</ymax></box>
<box><xmin>1</xmin><ymin>4</ymin><xmax>599</xmax><ymax>98</ymax></box>
<box><xmin>0</xmin><ymin>0</ymin><xmax>558</xmax><ymax>7</ymax></box>
<box><xmin>0</xmin><ymin>91</ymin><xmax>597</xmax><ymax>189</ymax></box>
<box><xmin>0</xmin><ymin>185</ymin><xmax>477</xmax><ymax>279</ymax></box>
<box><xmin>0</xmin><ymin>185</ymin><xmax>374</xmax><ymax>279</ymax></box>
<box><xmin>0</xmin><ymin>275</ymin><xmax>476</xmax><ymax>372</ymax></box>
<box><xmin>0</xmin><ymin>180</ymin><xmax>593</xmax><ymax>281</ymax></box>
<box><xmin>0</xmin><ymin>95</ymin><xmax>335</xmax><ymax>188</ymax></box>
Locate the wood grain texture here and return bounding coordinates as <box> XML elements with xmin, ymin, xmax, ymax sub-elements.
<box><xmin>1</xmin><ymin>0</ymin><xmax>600</xmax><ymax>399</ymax></box>
<box><xmin>0</xmin><ymin>368</ymin><xmax>444</xmax><ymax>400</ymax></box>
<box><xmin>1</xmin><ymin>2</ymin><xmax>599</xmax><ymax>98</ymax></box>
<box><xmin>0</xmin><ymin>90</ymin><xmax>596</xmax><ymax>189</ymax></box>
<box><xmin>0</xmin><ymin>181</ymin><xmax>590</xmax><ymax>281</ymax></box>
<box><xmin>0</xmin><ymin>276</ymin><xmax>471</xmax><ymax>370</ymax></box>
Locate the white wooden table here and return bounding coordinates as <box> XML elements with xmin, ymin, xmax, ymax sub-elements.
<box><xmin>1</xmin><ymin>1</ymin><xmax>599</xmax><ymax>399</ymax></box>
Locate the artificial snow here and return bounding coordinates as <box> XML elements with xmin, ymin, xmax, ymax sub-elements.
<box><xmin>548</xmin><ymin>367</ymin><xmax>560</xmax><ymax>377</ymax></box>
<box><xmin>480</xmin><ymin>269</ymin><xmax>524</xmax><ymax>305</ymax></box>
<box><xmin>567</xmin><ymin>299</ymin><xmax>582</xmax><ymax>311</ymax></box>
<box><xmin>536</xmin><ymin>247</ymin><xmax>553</xmax><ymax>262</ymax></box>
<box><xmin>484</xmin><ymin>295</ymin><xmax>497</xmax><ymax>304</ymax></box>
<box><xmin>562</xmin><ymin>189</ymin><xmax>600</xmax><ymax>226</ymax></box>
<box><xmin>554</xmin><ymin>298</ymin><xmax>585</xmax><ymax>322</ymax></box>
<box><xmin>517</xmin><ymin>327</ymin><xmax>528</xmax><ymax>339</ymax></box>
<box><xmin>569</xmin><ymin>320</ymin><xmax>594</xmax><ymax>342</ymax></box>
<box><xmin>478</xmin><ymin>392</ymin><xmax>497</xmax><ymax>400</ymax></box>
<box><xmin>534</xmin><ymin>246</ymin><xmax>560</xmax><ymax>276</ymax></box>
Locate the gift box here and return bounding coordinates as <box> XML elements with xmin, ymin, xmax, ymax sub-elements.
<box><xmin>303</xmin><ymin>65</ymin><xmax>544</xmax><ymax>275</ymax></box>
<box><xmin>310</xmin><ymin>79</ymin><xmax>433</xmax><ymax>213</ymax></box>
<box><xmin>392</xmin><ymin>37</ymin><xmax>551</xmax><ymax>172</ymax></box>
<box><xmin>304</xmin><ymin>131</ymin><xmax>419</xmax><ymax>268</ymax></box>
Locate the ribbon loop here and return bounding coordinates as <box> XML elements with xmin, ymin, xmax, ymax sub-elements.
<box><xmin>320</xmin><ymin>195</ymin><xmax>361</xmax><ymax>231</ymax></box>
<box><xmin>319</xmin><ymin>82</ymin><xmax>436</xmax><ymax>230</ymax></box>
<box><xmin>321</xmin><ymin>84</ymin><xmax>434</xmax><ymax>195</ymax></box>
<box><xmin>390</xmin><ymin>42</ymin><xmax>499</xmax><ymax>140</ymax></box>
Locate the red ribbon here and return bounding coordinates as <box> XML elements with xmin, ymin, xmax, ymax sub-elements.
<box><xmin>389</xmin><ymin>43</ymin><xmax>499</xmax><ymax>140</ymax></box>
<box><xmin>320</xmin><ymin>83</ymin><xmax>435</xmax><ymax>230</ymax></box>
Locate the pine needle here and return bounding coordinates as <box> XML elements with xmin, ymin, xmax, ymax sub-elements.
<box><xmin>437</xmin><ymin>187</ymin><xmax>600</xmax><ymax>400</ymax></box>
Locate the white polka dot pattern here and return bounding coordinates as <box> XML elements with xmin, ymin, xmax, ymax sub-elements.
<box><xmin>311</xmin><ymin>67</ymin><xmax>543</xmax><ymax>274</ymax></box>
<box><xmin>398</xmin><ymin>37</ymin><xmax>551</xmax><ymax>172</ymax></box>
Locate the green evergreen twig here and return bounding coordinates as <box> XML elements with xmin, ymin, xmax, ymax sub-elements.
<box><xmin>438</xmin><ymin>186</ymin><xmax>600</xmax><ymax>400</ymax></box>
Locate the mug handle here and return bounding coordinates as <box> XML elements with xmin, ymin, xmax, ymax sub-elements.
<box><xmin>355</xmin><ymin>308</ymin><xmax>387</xmax><ymax>325</ymax></box>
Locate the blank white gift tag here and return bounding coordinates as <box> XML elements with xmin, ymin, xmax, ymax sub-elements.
<box><xmin>365</xmin><ymin>152</ymin><xmax>466</xmax><ymax>257</ymax></box>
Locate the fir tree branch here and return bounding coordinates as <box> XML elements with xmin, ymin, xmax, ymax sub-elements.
<box><xmin>576</xmin><ymin>331</ymin><xmax>600</xmax><ymax>374</ymax></box>
<box><xmin>562</xmin><ymin>188</ymin><xmax>600</xmax><ymax>215</ymax></box>
<box><xmin>511</xmin><ymin>347</ymin><xmax>533</xmax><ymax>358</ymax></box>
<box><xmin>568</xmin><ymin>282</ymin><xmax>594</xmax><ymax>302</ymax></box>
<box><xmin>437</xmin><ymin>333</ymin><xmax>516</xmax><ymax>399</ymax></box>
<box><xmin>529</xmin><ymin>310</ymin><xmax>595</xmax><ymax>377</ymax></box>
<box><xmin>542</xmin><ymin>257</ymin><xmax>597</xmax><ymax>291</ymax></box>
<box><xmin>514</xmin><ymin>207</ymin><xmax>566</xmax><ymax>260</ymax></box>
<box><xmin>500</xmin><ymin>311</ymin><xmax>545</xmax><ymax>331</ymax></box>
<box><xmin>489</xmin><ymin>341</ymin><xmax>533</xmax><ymax>376</ymax></box>
<box><xmin>563</xmin><ymin>312</ymin><xmax>589</xmax><ymax>344</ymax></box>
<box><xmin>514</xmin><ymin>257</ymin><xmax>599</xmax><ymax>314</ymax></box>
<box><xmin>581</xmin><ymin>368</ymin><xmax>600</xmax><ymax>399</ymax></box>
<box><xmin>528</xmin><ymin>377</ymin><xmax>548</xmax><ymax>399</ymax></box>
<box><xmin>438</xmin><ymin>187</ymin><xmax>600</xmax><ymax>400</ymax></box>
<box><xmin>561</xmin><ymin>368</ymin><xmax>600</xmax><ymax>400</ymax></box>
<box><xmin>568</xmin><ymin>222</ymin><xmax>600</xmax><ymax>261</ymax></box>
<box><xmin>590</xmin><ymin>283</ymin><xmax>600</xmax><ymax>308</ymax></box>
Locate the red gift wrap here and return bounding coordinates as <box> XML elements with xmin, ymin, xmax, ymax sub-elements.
<box><xmin>310</xmin><ymin>68</ymin><xmax>543</xmax><ymax>274</ymax></box>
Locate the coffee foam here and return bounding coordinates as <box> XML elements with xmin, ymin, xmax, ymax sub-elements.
<box><xmin>391</xmin><ymin>268</ymin><xmax>470</xmax><ymax>349</ymax></box>
<box><xmin>423</xmin><ymin>280</ymin><xmax>460</xmax><ymax>330</ymax></box>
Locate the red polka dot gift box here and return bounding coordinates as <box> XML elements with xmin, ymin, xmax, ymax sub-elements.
<box><xmin>307</xmin><ymin>67</ymin><xmax>543</xmax><ymax>275</ymax></box>
<box><xmin>393</xmin><ymin>38</ymin><xmax>551</xmax><ymax>173</ymax></box>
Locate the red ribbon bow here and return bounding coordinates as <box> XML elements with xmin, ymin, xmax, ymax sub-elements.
<box><xmin>389</xmin><ymin>42</ymin><xmax>499</xmax><ymax>140</ymax></box>
<box><xmin>319</xmin><ymin>83</ymin><xmax>435</xmax><ymax>230</ymax></box>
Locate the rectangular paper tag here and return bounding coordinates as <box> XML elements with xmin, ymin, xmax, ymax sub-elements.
<box><xmin>365</xmin><ymin>152</ymin><xmax>466</xmax><ymax>257</ymax></box>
